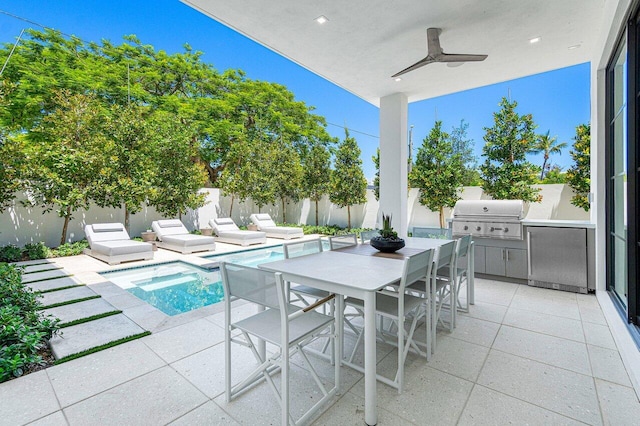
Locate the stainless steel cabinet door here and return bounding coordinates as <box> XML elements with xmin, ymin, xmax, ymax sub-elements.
<box><xmin>485</xmin><ymin>247</ymin><xmax>506</xmax><ymax>276</ymax></box>
<box><xmin>474</xmin><ymin>245</ymin><xmax>486</xmax><ymax>274</ymax></box>
<box><xmin>506</xmin><ymin>248</ymin><xmax>527</xmax><ymax>279</ymax></box>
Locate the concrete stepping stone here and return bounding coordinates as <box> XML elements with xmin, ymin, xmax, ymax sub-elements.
<box><xmin>22</xmin><ymin>264</ymin><xmax>63</xmax><ymax>274</ymax></box>
<box><xmin>21</xmin><ymin>269</ymin><xmax>70</xmax><ymax>283</ymax></box>
<box><xmin>49</xmin><ymin>314</ymin><xmax>147</xmax><ymax>360</ymax></box>
<box><xmin>43</xmin><ymin>298</ymin><xmax>119</xmax><ymax>325</ymax></box>
<box><xmin>28</xmin><ymin>277</ymin><xmax>83</xmax><ymax>293</ymax></box>
<box><xmin>12</xmin><ymin>259</ymin><xmax>57</xmax><ymax>267</ymax></box>
<box><xmin>39</xmin><ymin>286</ymin><xmax>99</xmax><ymax>308</ymax></box>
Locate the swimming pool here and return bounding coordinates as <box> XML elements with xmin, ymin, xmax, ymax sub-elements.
<box><xmin>101</xmin><ymin>240</ymin><xmax>328</xmax><ymax>316</ymax></box>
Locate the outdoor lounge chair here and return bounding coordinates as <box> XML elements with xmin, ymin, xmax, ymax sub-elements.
<box><xmin>209</xmin><ymin>217</ymin><xmax>267</xmax><ymax>246</ymax></box>
<box><xmin>83</xmin><ymin>223</ymin><xmax>153</xmax><ymax>265</ymax></box>
<box><xmin>249</xmin><ymin>213</ymin><xmax>304</xmax><ymax>240</ymax></box>
<box><xmin>151</xmin><ymin>219</ymin><xmax>216</xmax><ymax>254</ymax></box>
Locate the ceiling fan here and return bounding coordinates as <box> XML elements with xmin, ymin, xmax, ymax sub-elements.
<box><xmin>392</xmin><ymin>28</ymin><xmax>488</xmax><ymax>78</ymax></box>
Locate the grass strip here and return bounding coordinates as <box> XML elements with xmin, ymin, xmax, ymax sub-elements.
<box><xmin>22</xmin><ymin>273</ymin><xmax>73</xmax><ymax>283</ymax></box>
<box><xmin>54</xmin><ymin>331</ymin><xmax>152</xmax><ymax>365</ymax></box>
<box><xmin>59</xmin><ymin>310</ymin><xmax>123</xmax><ymax>328</ymax></box>
<box><xmin>23</xmin><ymin>267</ymin><xmax>64</xmax><ymax>274</ymax></box>
<box><xmin>11</xmin><ymin>261</ymin><xmax>51</xmax><ymax>267</ymax></box>
<box><xmin>38</xmin><ymin>284</ymin><xmax>85</xmax><ymax>294</ymax></box>
<box><xmin>39</xmin><ymin>295</ymin><xmax>101</xmax><ymax>310</ymax></box>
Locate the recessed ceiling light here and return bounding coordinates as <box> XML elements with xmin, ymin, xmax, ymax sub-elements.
<box><xmin>315</xmin><ymin>15</ymin><xmax>328</xmax><ymax>24</ymax></box>
<box><xmin>529</xmin><ymin>37</ymin><xmax>541</xmax><ymax>44</ymax></box>
<box><xmin>568</xmin><ymin>44</ymin><xmax>581</xmax><ymax>50</ymax></box>
<box><xmin>394</xmin><ymin>77</ymin><xmax>402</xmax><ymax>82</ymax></box>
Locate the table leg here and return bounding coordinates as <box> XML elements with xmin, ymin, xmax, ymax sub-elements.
<box><xmin>363</xmin><ymin>291</ymin><xmax>377</xmax><ymax>426</ymax></box>
<box><xmin>469</xmin><ymin>242</ymin><xmax>475</xmax><ymax>305</ymax></box>
<box><xmin>335</xmin><ymin>295</ymin><xmax>343</xmax><ymax>392</ymax></box>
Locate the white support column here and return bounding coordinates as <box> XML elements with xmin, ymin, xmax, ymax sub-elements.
<box><xmin>379</xmin><ymin>93</ymin><xmax>409</xmax><ymax>237</ymax></box>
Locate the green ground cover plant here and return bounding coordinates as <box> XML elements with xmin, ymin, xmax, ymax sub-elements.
<box><xmin>0</xmin><ymin>263</ymin><xmax>60</xmax><ymax>382</ymax></box>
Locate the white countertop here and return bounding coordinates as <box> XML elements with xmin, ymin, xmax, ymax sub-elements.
<box><xmin>521</xmin><ymin>219</ymin><xmax>595</xmax><ymax>229</ymax></box>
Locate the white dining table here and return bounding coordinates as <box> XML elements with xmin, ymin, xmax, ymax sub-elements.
<box><xmin>260</xmin><ymin>249</ymin><xmax>406</xmax><ymax>425</ymax></box>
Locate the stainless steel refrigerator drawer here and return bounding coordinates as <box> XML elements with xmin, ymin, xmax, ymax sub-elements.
<box><xmin>527</xmin><ymin>226</ymin><xmax>588</xmax><ymax>291</ymax></box>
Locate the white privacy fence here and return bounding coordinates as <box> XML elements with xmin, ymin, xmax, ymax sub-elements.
<box><xmin>0</xmin><ymin>184</ymin><xmax>589</xmax><ymax>247</ymax></box>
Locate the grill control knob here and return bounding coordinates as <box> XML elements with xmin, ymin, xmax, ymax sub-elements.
<box><xmin>476</xmin><ymin>226</ymin><xmax>481</xmax><ymax>231</ymax></box>
<box><xmin>504</xmin><ymin>227</ymin><xmax>509</xmax><ymax>233</ymax></box>
<box><xmin>463</xmin><ymin>225</ymin><xmax>468</xmax><ymax>231</ymax></box>
<box><xmin>490</xmin><ymin>227</ymin><xmax>495</xmax><ymax>232</ymax></box>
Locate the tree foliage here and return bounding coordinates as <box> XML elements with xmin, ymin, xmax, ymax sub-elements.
<box><xmin>147</xmin><ymin>112</ymin><xmax>208</xmax><ymax>218</ymax></box>
<box><xmin>330</xmin><ymin>130</ymin><xmax>367</xmax><ymax>229</ymax></box>
<box><xmin>532</xmin><ymin>130</ymin><xmax>567</xmax><ymax>180</ymax></box>
<box><xmin>409</xmin><ymin>121</ymin><xmax>465</xmax><ymax>228</ymax></box>
<box><xmin>480</xmin><ymin>97</ymin><xmax>542</xmax><ymax>202</ymax></box>
<box><xmin>372</xmin><ymin>148</ymin><xmax>380</xmax><ymax>201</ymax></box>
<box><xmin>303</xmin><ymin>144</ymin><xmax>332</xmax><ymax>225</ymax></box>
<box><xmin>25</xmin><ymin>90</ymin><xmax>108</xmax><ymax>245</ymax></box>
<box><xmin>449</xmin><ymin>119</ymin><xmax>480</xmax><ymax>186</ymax></box>
<box><xmin>566</xmin><ymin>123</ymin><xmax>591</xmax><ymax>211</ymax></box>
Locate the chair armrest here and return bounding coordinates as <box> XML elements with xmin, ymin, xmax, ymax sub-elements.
<box><xmin>288</xmin><ymin>293</ymin><xmax>335</xmax><ymax>321</ymax></box>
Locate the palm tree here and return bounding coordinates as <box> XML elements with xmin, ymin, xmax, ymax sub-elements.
<box><xmin>533</xmin><ymin>131</ymin><xmax>567</xmax><ymax>180</ymax></box>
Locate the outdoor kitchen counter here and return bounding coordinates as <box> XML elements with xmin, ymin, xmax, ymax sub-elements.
<box><xmin>521</xmin><ymin>219</ymin><xmax>595</xmax><ymax>229</ymax></box>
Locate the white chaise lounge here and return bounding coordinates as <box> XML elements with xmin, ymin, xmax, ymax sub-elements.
<box><xmin>84</xmin><ymin>223</ymin><xmax>153</xmax><ymax>265</ymax></box>
<box><xmin>209</xmin><ymin>218</ymin><xmax>267</xmax><ymax>246</ymax></box>
<box><xmin>152</xmin><ymin>219</ymin><xmax>216</xmax><ymax>254</ymax></box>
<box><xmin>249</xmin><ymin>213</ymin><xmax>304</xmax><ymax>240</ymax></box>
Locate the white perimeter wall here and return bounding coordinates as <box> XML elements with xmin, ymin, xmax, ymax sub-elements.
<box><xmin>0</xmin><ymin>184</ymin><xmax>589</xmax><ymax>247</ymax></box>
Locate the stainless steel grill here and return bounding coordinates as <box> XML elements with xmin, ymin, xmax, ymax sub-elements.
<box><xmin>451</xmin><ymin>200</ymin><xmax>524</xmax><ymax>240</ymax></box>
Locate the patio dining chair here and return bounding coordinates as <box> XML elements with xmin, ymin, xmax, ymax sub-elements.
<box><xmin>344</xmin><ymin>249</ymin><xmax>434</xmax><ymax>393</ymax></box>
<box><xmin>406</xmin><ymin>240</ymin><xmax>457</xmax><ymax>352</ymax></box>
<box><xmin>220</xmin><ymin>262</ymin><xmax>339</xmax><ymax>426</ymax></box>
<box><xmin>440</xmin><ymin>235</ymin><xmax>473</xmax><ymax>313</ymax></box>
<box><xmin>360</xmin><ymin>229</ymin><xmax>379</xmax><ymax>244</ymax></box>
<box><xmin>283</xmin><ymin>238</ymin><xmax>330</xmax><ymax>306</ymax></box>
<box><xmin>328</xmin><ymin>234</ymin><xmax>358</xmax><ymax>250</ymax></box>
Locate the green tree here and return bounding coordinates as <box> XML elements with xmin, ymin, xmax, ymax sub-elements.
<box><xmin>273</xmin><ymin>143</ymin><xmax>303</xmax><ymax>223</ymax></box>
<box><xmin>0</xmin><ymin>135</ymin><xmax>25</xmax><ymax>212</ymax></box>
<box><xmin>147</xmin><ymin>112</ymin><xmax>209</xmax><ymax>218</ymax></box>
<box><xmin>532</xmin><ymin>130</ymin><xmax>567</xmax><ymax>180</ymax></box>
<box><xmin>480</xmin><ymin>97</ymin><xmax>542</xmax><ymax>202</ymax></box>
<box><xmin>409</xmin><ymin>121</ymin><xmax>465</xmax><ymax>228</ymax></box>
<box><xmin>450</xmin><ymin>119</ymin><xmax>479</xmax><ymax>186</ymax></box>
<box><xmin>303</xmin><ymin>144</ymin><xmax>332</xmax><ymax>225</ymax></box>
<box><xmin>541</xmin><ymin>166</ymin><xmax>567</xmax><ymax>184</ymax></box>
<box><xmin>566</xmin><ymin>123</ymin><xmax>591</xmax><ymax>211</ymax></box>
<box><xmin>25</xmin><ymin>90</ymin><xmax>107</xmax><ymax>245</ymax></box>
<box><xmin>330</xmin><ymin>129</ymin><xmax>367</xmax><ymax>229</ymax></box>
<box><xmin>92</xmin><ymin>104</ymin><xmax>156</xmax><ymax>232</ymax></box>
<box><xmin>372</xmin><ymin>148</ymin><xmax>380</xmax><ymax>201</ymax></box>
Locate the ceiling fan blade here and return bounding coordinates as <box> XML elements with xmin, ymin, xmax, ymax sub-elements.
<box><xmin>426</xmin><ymin>28</ymin><xmax>443</xmax><ymax>56</ymax></box>
<box><xmin>391</xmin><ymin>56</ymin><xmax>435</xmax><ymax>78</ymax></box>
<box><xmin>437</xmin><ymin>53</ymin><xmax>488</xmax><ymax>63</ymax></box>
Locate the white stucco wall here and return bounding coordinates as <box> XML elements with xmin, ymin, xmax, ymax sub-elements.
<box><xmin>0</xmin><ymin>184</ymin><xmax>589</xmax><ymax>247</ymax></box>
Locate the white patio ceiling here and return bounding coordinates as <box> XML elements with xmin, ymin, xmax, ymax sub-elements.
<box><xmin>182</xmin><ymin>0</ymin><xmax>604</xmax><ymax>106</ymax></box>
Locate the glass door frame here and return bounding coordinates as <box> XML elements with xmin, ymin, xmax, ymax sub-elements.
<box><xmin>606</xmin><ymin>5</ymin><xmax>640</xmax><ymax>325</ymax></box>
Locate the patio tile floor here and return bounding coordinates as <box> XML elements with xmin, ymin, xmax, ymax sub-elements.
<box><xmin>2</xmin><ymin>248</ymin><xmax>640</xmax><ymax>425</ymax></box>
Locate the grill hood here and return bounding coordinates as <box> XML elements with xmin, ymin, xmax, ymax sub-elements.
<box><xmin>453</xmin><ymin>200</ymin><xmax>524</xmax><ymax>220</ymax></box>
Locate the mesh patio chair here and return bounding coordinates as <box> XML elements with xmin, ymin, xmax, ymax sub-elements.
<box><xmin>344</xmin><ymin>249</ymin><xmax>434</xmax><ymax>393</ymax></box>
<box><xmin>220</xmin><ymin>262</ymin><xmax>339</xmax><ymax>426</ymax></box>
<box><xmin>328</xmin><ymin>234</ymin><xmax>358</xmax><ymax>250</ymax></box>
<box><xmin>412</xmin><ymin>226</ymin><xmax>452</xmax><ymax>239</ymax></box>
<box><xmin>360</xmin><ymin>229</ymin><xmax>379</xmax><ymax>244</ymax></box>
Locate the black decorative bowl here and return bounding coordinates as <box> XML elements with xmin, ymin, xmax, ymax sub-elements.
<box><xmin>370</xmin><ymin>237</ymin><xmax>405</xmax><ymax>253</ymax></box>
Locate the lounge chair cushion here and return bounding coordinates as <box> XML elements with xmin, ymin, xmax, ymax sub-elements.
<box><xmin>263</xmin><ymin>227</ymin><xmax>303</xmax><ymax>236</ymax></box>
<box><xmin>85</xmin><ymin>223</ymin><xmax>131</xmax><ymax>244</ymax></box>
<box><xmin>162</xmin><ymin>234</ymin><xmax>216</xmax><ymax>248</ymax></box>
<box><xmin>212</xmin><ymin>217</ymin><xmax>240</xmax><ymax>233</ymax></box>
<box><xmin>92</xmin><ymin>240</ymin><xmax>152</xmax><ymax>257</ymax></box>
<box><xmin>153</xmin><ymin>219</ymin><xmax>190</xmax><ymax>238</ymax></box>
<box><xmin>251</xmin><ymin>213</ymin><xmax>277</xmax><ymax>229</ymax></box>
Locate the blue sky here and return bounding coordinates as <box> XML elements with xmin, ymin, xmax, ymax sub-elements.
<box><xmin>0</xmin><ymin>1</ymin><xmax>590</xmax><ymax>181</ymax></box>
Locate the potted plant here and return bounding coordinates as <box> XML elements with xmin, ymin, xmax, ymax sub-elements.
<box><xmin>200</xmin><ymin>227</ymin><xmax>213</xmax><ymax>236</ymax></box>
<box><xmin>370</xmin><ymin>213</ymin><xmax>405</xmax><ymax>253</ymax></box>
<box><xmin>141</xmin><ymin>229</ymin><xmax>157</xmax><ymax>242</ymax></box>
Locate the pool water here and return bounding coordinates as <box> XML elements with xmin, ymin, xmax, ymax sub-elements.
<box><xmin>101</xmin><ymin>262</ymin><xmax>223</xmax><ymax>316</ymax></box>
<box><xmin>101</xmin><ymin>241</ymin><xmax>328</xmax><ymax>316</ymax></box>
